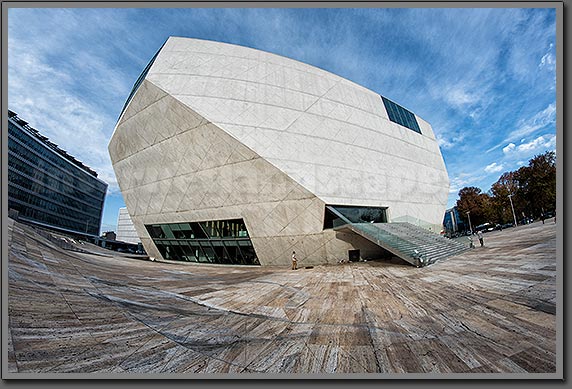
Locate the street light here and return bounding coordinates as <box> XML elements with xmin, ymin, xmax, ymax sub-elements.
<box><xmin>466</xmin><ymin>211</ymin><xmax>473</xmax><ymax>234</ymax></box>
<box><xmin>508</xmin><ymin>194</ymin><xmax>517</xmax><ymax>227</ymax></box>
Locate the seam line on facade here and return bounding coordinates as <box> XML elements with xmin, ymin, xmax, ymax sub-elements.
<box><xmin>159</xmin><ymin>47</ymin><xmax>344</xmax><ymax>82</ymax></box>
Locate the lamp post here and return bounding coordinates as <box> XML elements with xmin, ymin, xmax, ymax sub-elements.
<box><xmin>508</xmin><ymin>194</ymin><xmax>517</xmax><ymax>227</ymax></box>
<box><xmin>466</xmin><ymin>211</ymin><xmax>473</xmax><ymax>234</ymax></box>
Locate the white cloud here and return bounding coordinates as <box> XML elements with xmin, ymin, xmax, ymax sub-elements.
<box><xmin>487</xmin><ymin>103</ymin><xmax>556</xmax><ymax>153</ymax></box>
<box><xmin>539</xmin><ymin>52</ymin><xmax>555</xmax><ymax>68</ymax></box>
<box><xmin>8</xmin><ymin>55</ymin><xmax>121</xmax><ymax>193</ymax></box>
<box><xmin>437</xmin><ymin>137</ymin><xmax>454</xmax><ymax>149</ymax></box>
<box><xmin>518</xmin><ymin>134</ymin><xmax>556</xmax><ymax>152</ymax></box>
<box><xmin>7</xmin><ymin>11</ymin><xmax>138</xmax><ymax>194</ymax></box>
<box><xmin>539</xmin><ymin>43</ymin><xmax>555</xmax><ymax>70</ymax></box>
<box><xmin>510</xmin><ymin>104</ymin><xmax>556</xmax><ymax>140</ymax></box>
<box><xmin>502</xmin><ymin>134</ymin><xmax>556</xmax><ymax>156</ymax></box>
<box><xmin>436</xmin><ymin>129</ymin><xmax>466</xmax><ymax>150</ymax></box>
<box><xmin>502</xmin><ymin>143</ymin><xmax>516</xmax><ymax>154</ymax></box>
<box><xmin>7</xmin><ymin>8</ymin><xmax>557</xmax><ymax>217</ymax></box>
<box><xmin>448</xmin><ymin>172</ymin><xmax>484</xmax><ymax>194</ymax></box>
<box><xmin>444</xmin><ymin>86</ymin><xmax>481</xmax><ymax>107</ymax></box>
<box><xmin>484</xmin><ymin>162</ymin><xmax>504</xmax><ymax>174</ymax></box>
<box><xmin>505</xmin><ymin>11</ymin><xmax>556</xmax><ymax>82</ymax></box>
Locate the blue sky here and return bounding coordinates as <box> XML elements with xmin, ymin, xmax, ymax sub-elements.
<box><xmin>8</xmin><ymin>7</ymin><xmax>557</xmax><ymax>233</ymax></box>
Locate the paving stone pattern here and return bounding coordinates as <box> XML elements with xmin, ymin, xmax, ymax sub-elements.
<box><xmin>7</xmin><ymin>218</ymin><xmax>557</xmax><ymax>374</ymax></box>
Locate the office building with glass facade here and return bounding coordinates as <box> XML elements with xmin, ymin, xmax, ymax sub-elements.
<box><xmin>109</xmin><ymin>37</ymin><xmax>450</xmax><ymax>266</ymax></box>
<box><xmin>8</xmin><ymin>110</ymin><xmax>107</xmax><ymax>237</ymax></box>
<box><xmin>442</xmin><ymin>206</ymin><xmax>467</xmax><ymax>237</ymax></box>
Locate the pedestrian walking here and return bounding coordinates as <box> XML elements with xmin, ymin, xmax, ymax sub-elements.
<box><xmin>291</xmin><ymin>251</ymin><xmax>298</xmax><ymax>270</ymax></box>
<box><xmin>468</xmin><ymin>235</ymin><xmax>475</xmax><ymax>249</ymax></box>
<box><xmin>477</xmin><ymin>230</ymin><xmax>484</xmax><ymax>247</ymax></box>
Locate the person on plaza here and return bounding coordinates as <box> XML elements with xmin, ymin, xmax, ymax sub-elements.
<box><xmin>468</xmin><ymin>234</ymin><xmax>475</xmax><ymax>248</ymax></box>
<box><xmin>477</xmin><ymin>230</ymin><xmax>484</xmax><ymax>247</ymax></box>
<box><xmin>291</xmin><ymin>251</ymin><xmax>298</xmax><ymax>270</ymax></box>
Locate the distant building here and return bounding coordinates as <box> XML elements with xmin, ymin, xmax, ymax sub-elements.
<box><xmin>8</xmin><ymin>109</ymin><xmax>108</xmax><ymax>237</ymax></box>
<box><xmin>443</xmin><ymin>207</ymin><xmax>466</xmax><ymax>236</ymax></box>
<box><xmin>116</xmin><ymin>207</ymin><xmax>141</xmax><ymax>244</ymax></box>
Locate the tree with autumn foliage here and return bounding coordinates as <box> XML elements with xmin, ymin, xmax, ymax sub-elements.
<box><xmin>489</xmin><ymin>171</ymin><xmax>524</xmax><ymax>225</ymax></box>
<box><xmin>455</xmin><ymin>150</ymin><xmax>556</xmax><ymax>228</ymax></box>
<box><xmin>455</xmin><ymin>187</ymin><xmax>492</xmax><ymax>230</ymax></box>
<box><xmin>516</xmin><ymin>151</ymin><xmax>556</xmax><ymax>219</ymax></box>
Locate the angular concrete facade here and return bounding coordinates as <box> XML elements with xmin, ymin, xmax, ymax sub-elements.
<box><xmin>109</xmin><ymin>37</ymin><xmax>449</xmax><ymax>266</ymax></box>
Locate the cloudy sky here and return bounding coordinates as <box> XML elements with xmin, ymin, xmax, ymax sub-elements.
<box><xmin>8</xmin><ymin>7</ymin><xmax>557</xmax><ymax>232</ymax></box>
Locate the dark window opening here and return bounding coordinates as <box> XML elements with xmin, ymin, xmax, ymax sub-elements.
<box><xmin>323</xmin><ymin>206</ymin><xmax>340</xmax><ymax>229</ymax></box>
<box><xmin>348</xmin><ymin>249</ymin><xmax>361</xmax><ymax>262</ymax></box>
<box><xmin>145</xmin><ymin>218</ymin><xmax>259</xmax><ymax>266</ymax></box>
<box><xmin>381</xmin><ymin>96</ymin><xmax>422</xmax><ymax>134</ymax></box>
<box><xmin>323</xmin><ymin>205</ymin><xmax>388</xmax><ymax>229</ymax></box>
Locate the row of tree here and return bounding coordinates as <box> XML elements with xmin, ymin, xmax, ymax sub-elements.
<box><xmin>455</xmin><ymin>151</ymin><xmax>556</xmax><ymax>229</ymax></box>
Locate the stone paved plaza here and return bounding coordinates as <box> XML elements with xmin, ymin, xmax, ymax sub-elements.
<box><xmin>6</xmin><ymin>217</ymin><xmax>558</xmax><ymax>375</ymax></box>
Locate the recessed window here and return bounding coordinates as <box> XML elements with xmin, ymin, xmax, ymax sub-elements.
<box><xmin>323</xmin><ymin>205</ymin><xmax>388</xmax><ymax>229</ymax></box>
<box><xmin>381</xmin><ymin>96</ymin><xmax>422</xmax><ymax>134</ymax></box>
<box><xmin>145</xmin><ymin>218</ymin><xmax>259</xmax><ymax>265</ymax></box>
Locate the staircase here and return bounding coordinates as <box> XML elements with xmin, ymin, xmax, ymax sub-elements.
<box><xmin>334</xmin><ymin>222</ymin><xmax>469</xmax><ymax>267</ymax></box>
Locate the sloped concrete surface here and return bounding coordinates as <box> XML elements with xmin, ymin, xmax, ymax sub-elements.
<box><xmin>7</xmin><ymin>218</ymin><xmax>557</xmax><ymax>374</ymax></box>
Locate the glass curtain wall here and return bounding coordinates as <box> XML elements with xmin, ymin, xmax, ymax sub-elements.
<box><xmin>145</xmin><ymin>219</ymin><xmax>259</xmax><ymax>265</ymax></box>
<box><xmin>8</xmin><ymin>113</ymin><xmax>107</xmax><ymax>236</ymax></box>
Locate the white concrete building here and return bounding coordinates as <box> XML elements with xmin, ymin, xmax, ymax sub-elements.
<box><xmin>116</xmin><ymin>207</ymin><xmax>141</xmax><ymax>244</ymax></box>
<box><xmin>109</xmin><ymin>37</ymin><xmax>450</xmax><ymax>266</ymax></box>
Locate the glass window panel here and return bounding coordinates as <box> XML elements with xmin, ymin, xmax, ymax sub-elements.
<box><xmin>381</xmin><ymin>96</ymin><xmax>421</xmax><ymax>134</ymax></box>
<box><xmin>199</xmin><ymin>242</ymin><xmax>216</xmax><ymax>263</ymax></box>
<box><xmin>189</xmin><ymin>223</ymin><xmax>207</xmax><ymax>238</ymax></box>
<box><xmin>144</xmin><ymin>218</ymin><xmax>258</xmax><ymax>265</ymax></box>
<box><xmin>329</xmin><ymin>205</ymin><xmax>388</xmax><ymax>223</ymax></box>
<box><xmin>161</xmin><ymin>225</ymin><xmax>175</xmax><ymax>239</ymax></box>
<box><xmin>211</xmin><ymin>245</ymin><xmax>227</xmax><ymax>264</ymax></box>
<box><xmin>146</xmin><ymin>225</ymin><xmax>164</xmax><ymax>238</ymax></box>
<box><xmin>239</xmin><ymin>246</ymin><xmax>259</xmax><ymax>265</ymax></box>
<box><xmin>199</xmin><ymin>221</ymin><xmax>215</xmax><ymax>238</ymax></box>
<box><xmin>170</xmin><ymin>243</ymin><xmax>186</xmax><ymax>260</ymax></box>
<box><xmin>155</xmin><ymin>244</ymin><xmax>168</xmax><ymax>259</ymax></box>
<box><xmin>237</xmin><ymin>240</ymin><xmax>252</xmax><ymax>247</ymax></box>
<box><xmin>222</xmin><ymin>243</ymin><xmax>244</xmax><ymax>265</ymax></box>
<box><xmin>172</xmin><ymin>230</ymin><xmax>186</xmax><ymax>239</ymax></box>
<box><xmin>177</xmin><ymin>223</ymin><xmax>193</xmax><ymax>238</ymax></box>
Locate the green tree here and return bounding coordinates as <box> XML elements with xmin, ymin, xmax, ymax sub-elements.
<box><xmin>456</xmin><ymin>186</ymin><xmax>491</xmax><ymax>230</ymax></box>
<box><xmin>516</xmin><ymin>151</ymin><xmax>556</xmax><ymax>219</ymax></box>
<box><xmin>454</xmin><ymin>151</ymin><xmax>556</xmax><ymax>227</ymax></box>
<box><xmin>489</xmin><ymin>171</ymin><xmax>523</xmax><ymax>224</ymax></box>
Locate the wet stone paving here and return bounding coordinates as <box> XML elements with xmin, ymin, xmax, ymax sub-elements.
<box><xmin>6</xmin><ymin>218</ymin><xmax>558</xmax><ymax>375</ymax></box>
